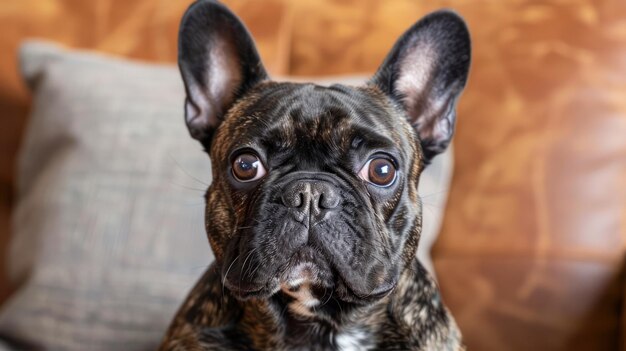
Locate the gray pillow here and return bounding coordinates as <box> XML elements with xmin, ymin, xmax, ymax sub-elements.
<box><xmin>0</xmin><ymin>41</ymin><xmax>452</xmax><ymax>351</ymax></box>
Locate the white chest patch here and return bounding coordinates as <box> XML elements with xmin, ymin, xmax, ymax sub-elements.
<box><xmin>336</xmin><ymin>328</ymin><xmax>373</xmax><ymax>351</ymax></box>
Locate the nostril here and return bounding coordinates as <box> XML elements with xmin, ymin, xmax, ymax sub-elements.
<box><xmin>318</xmin><ymin>190</ymin><xmax>340</xmax><ymax>209</ymax></box>
<box><xmin>281</xmin><ymin>191</ymin><xmax>305</xmax><ymax>208</ymax></box>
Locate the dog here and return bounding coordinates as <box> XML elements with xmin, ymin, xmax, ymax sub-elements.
<box><xmin>160</xmin><ymin>1</ymin><xmax>470</xmax><ymax>350</ymax></box>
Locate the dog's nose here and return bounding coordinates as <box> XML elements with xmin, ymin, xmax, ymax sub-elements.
<box><xmin>281</xmin><ymin>180</ymin><xmax>341</xmax><ymax>223</ymax></box>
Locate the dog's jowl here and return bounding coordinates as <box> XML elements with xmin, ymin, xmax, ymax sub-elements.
<box><xmin>160</xmin><ymin>1</ymin><xmax>471</xmax><ymax>350</ymax></box>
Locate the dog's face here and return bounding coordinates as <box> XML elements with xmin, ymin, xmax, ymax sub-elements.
<box><xmin>207</xmin><ymin>83</ymin><xmax>423</xmax><ymax>305</ymax></box>
<box><xmin>178</xmin><ymin>1</ymin><xmax>470</xmax><ymax>308</ymax></box>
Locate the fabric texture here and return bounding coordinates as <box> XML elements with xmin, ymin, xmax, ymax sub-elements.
<box><xmin>0</xmin><ymin>41</ymin><xmax>453</xmax><ymax>351</ymax></box>
<box><xmin>1</xmin><ymin>41</ymin><xmax>214</xmax><ymax>351</ymax></box>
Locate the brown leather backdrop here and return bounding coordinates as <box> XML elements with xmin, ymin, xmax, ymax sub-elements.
<box><xmin>1</xmin><ymin>1</ymin><xmax>625</xmax><ymax>350</ymax></box>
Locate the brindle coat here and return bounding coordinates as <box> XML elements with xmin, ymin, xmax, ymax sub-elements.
<box><xmin>160</xmin><ymin>1</ymin><xmax>470</xmax><ymax>350</ymax></box>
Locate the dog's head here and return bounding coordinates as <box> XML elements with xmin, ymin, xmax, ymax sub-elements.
<box><xmin>178</xmin><ymin>0</ymin><xmax>470</xmax><ymax>308</ymax></box>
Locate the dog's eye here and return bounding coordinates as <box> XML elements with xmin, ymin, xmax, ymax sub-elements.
<box><xmin>359</xmin><ymin>158</ymin><xmax>397</xmax><ymax>187</ymax></box>
<box><xmin>232</xmin><ymin>153</ymin><xmax>266</xmax><ymax>182</ymax></box>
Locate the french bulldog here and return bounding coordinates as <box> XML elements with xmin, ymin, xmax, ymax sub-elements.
<box><xmin>160</xmin><ymin>0</ymin><xmax>470</xmax><ymax>350</ymax></box>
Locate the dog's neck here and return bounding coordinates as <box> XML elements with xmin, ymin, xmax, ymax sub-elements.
<box><xmin>215</xmin><ymin>259</ymin><xmax>455</xmax><ymax>350</ymax></box>
<box><xmin>237</xmin><ymin>292</ymin><xmax>381</xmax><ymax>350</ymax></box>
<box><xmin>163</xmin><ymin>258</ymin><xmax>461</xmax><ymax>350</ymax></box>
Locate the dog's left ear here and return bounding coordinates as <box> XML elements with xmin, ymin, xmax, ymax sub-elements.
<box><xmin>370</xmin><ymin>10</ymin><xmax>471</xmax><ymax>163</ymax></box>
<box><xmin>178</xmin><ymin>0</ymin><xmax>268</xmax><ymax>150</ymax></box>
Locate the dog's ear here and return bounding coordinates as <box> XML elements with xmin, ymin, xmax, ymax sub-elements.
<box><xmin>178</xmin><ymin>0</ymin><xmax>268</xmax><ymax>149</ymax></box>
<box><xmin>370</xmin><ymin>10</ymin><xmax>471</xmax><ymax>163</ymax></box>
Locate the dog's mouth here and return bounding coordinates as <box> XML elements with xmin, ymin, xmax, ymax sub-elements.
<box><xmin>223</xmin><ymin>245</ymin><xmax>397</xmax><ymax>305</ymax></box>
<box><xmin>223</xmin><ymin>246</ymin><xmax>332</xmax><ymax>299</ymax></box>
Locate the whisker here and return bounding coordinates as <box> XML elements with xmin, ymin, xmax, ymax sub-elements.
<box><xmin>240</xmin><ymin>248</ymin><xmax>258</xmax><ymax>289</ymax></box>
<box><xmin>168</xmin><ymin>181</ymin><xmax>208</xmax><ymax>193</ymax></box>
<box><xmin>222</xmin><ymin>255</ymin><xmax>240</xmax><ymax>297</ymax></box>
<box><xmin>321</xmin><ymin>287</ymin><xmax>334</xmax><ymax>307</ymax></box>
<box><xmin>418</xmin><ymin>189</ymin><xmax>448</xmax><ymax>199</ymax></box>
<box><xmin>168</xmin><ymin>153</ymin><xmax>211</xmax><ymax>186</ymax></box>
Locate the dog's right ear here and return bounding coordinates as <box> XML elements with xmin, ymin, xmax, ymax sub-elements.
<box><xmin>178</xmin><ymin>0</ymin><xmax>268</xmax><ymax>150</ymax></box>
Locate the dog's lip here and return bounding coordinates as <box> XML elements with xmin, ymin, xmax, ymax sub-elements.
<box><xmin>339</xmin><ymin>281</ymin><xmax>398</xmax><ymax>305</ymax></box>
<box><xmin>360</xmin><ymin>279</ymin><xmax>397</xmax><ymax>300</ymax></box>
<box><xmin>335</xmin><ymin>274</ymin><xmax>398</xmax><ymax>305</ymax></box>
<box><xmin>224</xmin><ymin>277</ymin><xmax>282</xmax><ymax>300</ymax></box>
<box><xmin>223</xmin><ymin>279</ymin><xmax>265</xmax><ymax>296</ymax></box>
<box><xmin>235</xmin><ymin>285</ymin><xmax>264</xmax><ymax>293</ymax></box>
<box><xmin>232</xmin><ymin>287</ymin><xmax>265</xmax><ymax>299</ymax></box>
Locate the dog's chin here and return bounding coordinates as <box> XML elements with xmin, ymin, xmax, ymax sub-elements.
<box><xmin>223</xmin><ymin>251</ymin><xmax>398</xmax><ymax>305</ymax></box>
<box><xmin>225</xmin><ymin>276</ymin><xmax>397</xmax><ymax>307</ymax></box>
<box><xmin>223</xmin><ymin>252</ymin><xmax>333</xmax><ymax>301</ymax></box>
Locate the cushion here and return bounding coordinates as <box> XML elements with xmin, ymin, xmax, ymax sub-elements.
<box><xmin>1</xmin><ymin>41</ymin><xmax>213</xmax><ymax>351</ymax></box>
<box><xmin>0</xmin><ymin>41</ymin><xmax>453</xmax><ymax>350</ymax></box>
